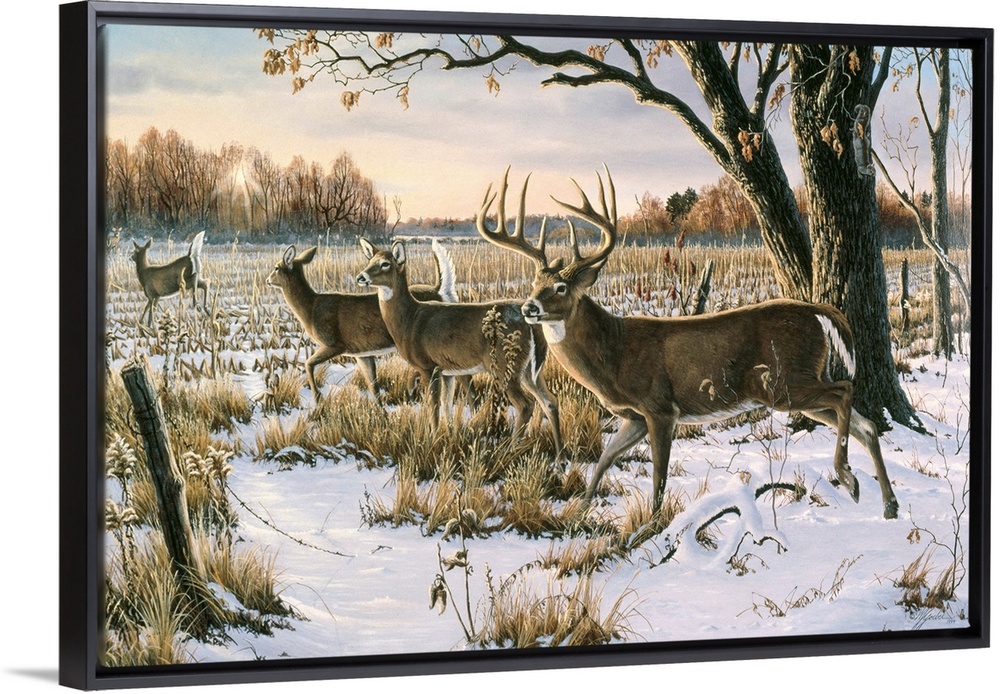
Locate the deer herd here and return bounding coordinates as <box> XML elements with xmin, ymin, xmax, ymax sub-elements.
<box><xmin>126</xmin><ymin>166</ymin><xmax>900</xmax><ymax>521</ymax></box>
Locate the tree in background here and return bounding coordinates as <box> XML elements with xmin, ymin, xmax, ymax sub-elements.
<box><xmin>873</xmin><ymin>48</ymin><xmax>972</xmax><ymax>360</ymax></box>
<box><xmin>665</xmin><ymin>187</ymin><xmax>699</xmax><ymax>228</ymax></box>
<box><xmin>104</xmin><ymin>127</ymin><xmax>387</xmax><ymax>239</ymax></box>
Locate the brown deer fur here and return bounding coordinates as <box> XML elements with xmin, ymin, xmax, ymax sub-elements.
<box><xmin>477</xmin><ymin>167</ymin><xmax>898</xmax><ymax>519</ymax></box>
<box><xmin>356</xmin><ymin>239</ymin><xmax>562</xmax><ymax>453</ymax></box>
<box><xmin>267</xmin><ymin>242</ymin><xmax>472</xmax><ymax>405</ymax></box>
<box><xmin>131</xmin><ymin>231</ymin><xmax>209</xmax><ymax>326</ymax></box>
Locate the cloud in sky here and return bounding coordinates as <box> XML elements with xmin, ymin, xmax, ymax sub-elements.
<box><xmin>102</xmin><ymin>23</ymin><xmax>955</xmax><ymax>221</ymax></box>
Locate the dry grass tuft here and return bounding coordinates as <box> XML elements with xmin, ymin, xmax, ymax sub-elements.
<box><xmin>472</xmin><ymin>567</ymin><xmax>642</xmax><ymax>648</ymax></box>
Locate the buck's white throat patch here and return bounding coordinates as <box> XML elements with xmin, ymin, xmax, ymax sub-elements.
<box><xmin>541</xmin><ymin>321</ymin><xmax>566</xmax><ymax>344</ymax></box>
<box><xmin>377</xmin><ymin>286</ymin><xmax>394</xmax><ymax>301</ymax></box>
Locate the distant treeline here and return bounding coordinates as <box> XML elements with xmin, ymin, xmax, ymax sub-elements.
<box><xmin>618</xmin><ymin>176</ymin><xmax>972</xmax><ymax>249</ymax></box>
<box><xmin>105</xmin><ymin>127</ymin><xmax>387</xmax><ymax>240</ymax></box>
<box><xmin>105</xmin><ymin>126</ymin><xmax>971</xmax><ymax>249</ymax></box>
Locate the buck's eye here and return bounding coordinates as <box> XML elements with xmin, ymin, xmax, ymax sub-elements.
<box><xmin>380</xmin><ymin>261</ymin><xmax>391</xmax><ymax>270</ymax></box>
<box><xmin>554</xmin><ymin>283</ymin><xmax>568</xmax><ymax>295</ymax></box>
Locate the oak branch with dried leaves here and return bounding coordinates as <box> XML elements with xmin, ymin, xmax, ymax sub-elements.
<box><xmin>255</xmin><ymin>30</ymin><xmax>919</xmax><ymax>429</ymax></box>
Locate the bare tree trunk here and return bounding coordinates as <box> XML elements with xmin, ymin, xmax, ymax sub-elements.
<box><xmin>900</xmin><ymin>257</ymin><xmax>910</xmax><ymax>334</ymax></box>
<box><xmin>790</xmin><ymin>45</ymin><xmax>920</xmax><ymax>430</ymax></box>
<box><xmin>928</xmin><ymin>48</ymin><xmax>954</xmax><ymax>358</ymax></box>
<box><xmin>674</xmin><ymin>42</ymin><xmax>813</xmax><ymax>301</ymax></box>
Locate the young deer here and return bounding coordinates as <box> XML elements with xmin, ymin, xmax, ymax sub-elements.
<box><xmin>356</xmin><ymin>238</ymin><xmax>563</xmax><ymax>453</ymax></box>
<box><xmin>477</xmin><ymin>167</ymin><xmax>898</xmax><ymax>520</ymax></box>
<box><xmin>267</xmin><ymin>241</ymin><xmax>472</xmax><ymax>405</ymax></box>
<box><xmin>131</xmin><ymin>231</ymin><xmax>210</xmax><ymax>326</ymax></box>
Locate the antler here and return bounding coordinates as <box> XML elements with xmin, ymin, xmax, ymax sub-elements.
<box><xmin>476</xmin><ymin>166</ymin><xmax>550</xmax><ymax>269</ymax></box>
<box><xmin>551</xmin><ymin>164</ymin><xmax>617</xmax><ymax>272</ymax></box>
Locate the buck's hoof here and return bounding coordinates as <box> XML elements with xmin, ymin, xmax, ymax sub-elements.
<box><xmin>834</xmin><ymin>468</ymin><xmax>860</xmax><ymax>503</ymax></box>
<box><xmin>883</xmin><ymin>498</ymin><xmax>899</xmax><ymax>520</ymax></box>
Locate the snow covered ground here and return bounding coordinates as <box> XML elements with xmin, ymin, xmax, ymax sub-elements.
<box><xmin>184</xmin><ymin>349</ymin><xmax>973</xmax><ymax>663</ymax></box>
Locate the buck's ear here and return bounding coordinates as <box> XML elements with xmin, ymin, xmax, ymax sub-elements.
<box><xmin>298</xmin><ymin>247</ymin><xmax>318</xmax><ymax>265</ymax></box>
<box><xmin>391</xmin><ymin>241</ymin><xmax>406</xmax><ymax>266</ymax></box>
<box><xmin>359</xmin><ymin>238</ymin><xmax>377</xmax><ymax>259</ymax></box>
<box><xmin>143</xmin><ymin>239</ymin><xmax>152</xmax><ymax>249</ymax></box>
<box><xmin>282</xmin><ymin>245</ymin><xmax>296</xmax><ymax>269</ymax></box>
<box><xmin>568</xmin><ymin>259</ymin><xmax>607</xmax><ymax>290</ymax></box>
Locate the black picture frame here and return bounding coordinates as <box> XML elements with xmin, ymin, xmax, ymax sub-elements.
<box><xmin>59</xmin><ymin>1</ymin><xmax>992</xmax><ymax>690</ymax></box>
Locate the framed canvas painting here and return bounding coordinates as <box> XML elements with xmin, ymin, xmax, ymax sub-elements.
<box><xmin>59</xmin><ymin>0</ymin><xmax>991</xmax><ymax>689</ymax></box>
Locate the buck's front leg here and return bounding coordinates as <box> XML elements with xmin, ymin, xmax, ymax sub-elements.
<box><xmin>646</xmin><ymin>410</ymin><xmax>678</xmax><ymax>515</ymax></box>
<box><xmin>583</xmin><ymin>416</ymin><xmax>648</xmax><ymax>507</ymax></box>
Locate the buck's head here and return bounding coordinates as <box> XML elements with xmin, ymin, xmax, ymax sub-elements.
<box><xmin>356</xmin><ymin>239</ymin><xmax>406</xmax><ymax>294</ymax></box>
<box><xmin>475</xmin><ymin>166</ymin><xmax>617</xmax><ymax>326</ymax></box>
<box><xmin>520</xmin><ymin>228</ymin><xmax>610</xmax><ymax>325</ymax></box>
<box><xmin>266</xmin><ymin>245</ymin><xmax>317</xmax><ymax>289</ymax></box>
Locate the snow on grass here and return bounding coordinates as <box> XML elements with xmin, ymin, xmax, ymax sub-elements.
<box><xmin>175</xmin><ymin>349</ymin><xmax>971</xmax><ymax>663</ymax></box>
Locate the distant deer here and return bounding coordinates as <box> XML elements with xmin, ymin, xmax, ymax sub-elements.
<box><xmin>267</xmin><ymin>240</ymin><xmax>473</xmax><ymax>405</ymax></box>
<box><xmin>107</xmin><ymin>227</ymin><xmax>122</xmax><ymax>252</ymax></box>
<box><xmin>356</xmin><ymin>238</ymin><xmax>562</xmax><ymax>452</ymax></box>
<box><xmin>131</xmin><ymin>231</ymin><xmax>210</xmax><ymax>326</ymax></box>
<box><xmin>477</xmin><ymin>167</ymin><xmax>898</xmax><ymax>520</ymax></box>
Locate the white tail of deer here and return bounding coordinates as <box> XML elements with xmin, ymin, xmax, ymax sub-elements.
<box><xmin>267</xmin><ymin>240</ymin><xmax>471</xmax><ymax>405</ymax></box>
<box><xmin>477</xmin><ymin>166</ymin><xmax>899</xmax><ymax>520</ymax></box>
<box><xmin>356</xmin><ymin>238</ymin><xmax>562</xmax><ymax>453</ymax></box>
<box><xmin>131</xmin><ymin>230</ymin><xmax>210</xmax><ymax>326</ymax></box>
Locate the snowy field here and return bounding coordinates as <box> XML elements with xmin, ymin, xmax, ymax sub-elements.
<box><xmin>99</xmin><ymin>238</ymin><xmax>975</xmax><ymax>664</ymax></box>
<box><xmin>181</xmin><ymin>350</ymin><xmax>972</xmax><ymax>662</ymax></box>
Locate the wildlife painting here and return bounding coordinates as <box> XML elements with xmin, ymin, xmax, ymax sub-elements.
<box><xmin>97</xmin><ymin>8</ymin><xmax>982</xmax><ymax>670</ymax></box>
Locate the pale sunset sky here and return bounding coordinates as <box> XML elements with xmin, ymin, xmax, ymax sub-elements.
<box><xmin>100</xmin><ymin>13</ymin><xmax>955</xmax><ymax>222</ymax></box>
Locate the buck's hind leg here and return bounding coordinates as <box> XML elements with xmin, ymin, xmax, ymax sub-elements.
<box><xmin>457</xmin><ymin>375</ymin><xmax>479</xmax><ymax>410</ymax></box>
<box><xmin>802</xmin><ymin>406</ymin><xmax>898</xmax><ymax>519</ymax></box>
<box><xmin>783</xmin><ymin>379</ymin><xmax>857</xmax><ymax>503</ymax></box>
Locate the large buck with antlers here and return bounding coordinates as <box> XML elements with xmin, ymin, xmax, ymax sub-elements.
<box><xmin>267</xmin><ymin>241</ymin><xmax>472</xmax><ymax>405</ymax></box>
<box><xmin>131</xmin><ymin>231</ymin><xmax>210</xmax><ymax>326</ymax></box>
<box><xmin>356</xmin><ymin>238</ymin><xmax>562</xmax><ymax>453</ymax></box>
<box><xmin>477</xmin><ymin>167</ymin><xmax>899</xmax><ymax>520</ymax></box>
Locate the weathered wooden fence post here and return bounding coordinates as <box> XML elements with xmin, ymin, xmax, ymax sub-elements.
<box><xmin>693</xmin><ymin>259</ymin><xmax>715</xmax><ymax>316</ymax></box>
<box><xmin>900</xmin><ymin>257</ymin><xmax>910</xmax><ymax>334</ymax></box>
<box><xmin>120</xmin><ymin>356</ymin><xmax>213</xmax><ymax>610</ymax></box>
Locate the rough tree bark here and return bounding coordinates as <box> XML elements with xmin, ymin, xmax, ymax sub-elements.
<box><xmin>789</xmin><ymin>45</ymin><xmax>920</xmax><ymax>428</ymax></box>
